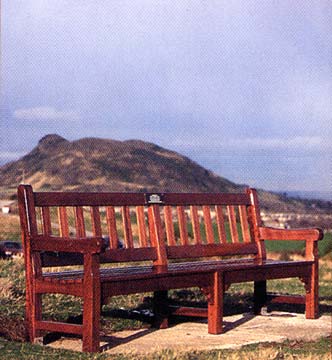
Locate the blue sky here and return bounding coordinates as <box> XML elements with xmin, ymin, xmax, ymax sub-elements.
<box><xmin>1</xmin><ymin>1</ymin><xmax>331</xmax><ymax>192</ymax></box>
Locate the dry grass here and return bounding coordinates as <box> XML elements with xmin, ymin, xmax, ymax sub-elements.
<box><xmin>0</xmin><ymin>278</ymin><xmax>14</xmax><ymax>298</ymax></box>
<box><xmin>221</xmin><ymin>348</ymin><xmax>332</xmax><ymax>360</ymax></box>
<box><xmin>0</xmin><ymin>213</ymin><xmax>21</xmax><ymax>241</ymax></box>
<box><xmin>0</xmin><ymin>314</ymin><xmax>26</xmax><ymax>342</ymax></box>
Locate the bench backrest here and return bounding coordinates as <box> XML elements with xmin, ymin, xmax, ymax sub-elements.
<box><xmin>18</xmin><ymin>185</ymin><xmax>265</xmax><ymax>269</ymax></box>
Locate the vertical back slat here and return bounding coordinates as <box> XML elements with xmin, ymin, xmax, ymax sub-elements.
<box><xmin>190</xmin><ymin>206</ymin><xmax>202</xmax><ymax>245</ymax></box>
<box><xmin>203</xmin><ymin>205</ymin><xmax>214</xmax><ymax>244</ymax></box>
<box><xmin>177</xmin><ymin>206</ymin><xmax>188</xmax><ymax>245</ymax></box>
<box><xmin>122</xmin><ymin>206</ymin><xmax>134</xmax><ymax>248</ymax></box>
<box><xmin>148</xmin><ymin>205</ymin><xmax>167</xmax><ymax>266</ymax></box>
<box><xmin>58</xmin><ymin>207</ymin><xmax>69</xmax><ymax>237</ymax></box>
<box><xmin>41</xmin><ymin>207</ymin><xmax>52</xmax><ymax>236</ymax></box>
<box><xmin>75</xmin><ymin>206</ymin><xmax>86</xmax><ymax>237</ymax></box>
<box><xmin>215</xmin><ymin>205</ymin><xmax>227</xmax><ymax>244</ymax></box>
<box><xmin>239</xmin><ymin>205</ymin><xmax>251</xmax><ymax>243</ymax></box>
<box><xmin>227</xmin><ymin>206</ymin><xmax>239</xmax><ymax>243</ymax></box>
<box><xmin>106</xmin><ymin>206</ymin><xmax>119</xmax><ymax>249</ymax></box>
<box><xmin>136</xmin><ymin>206</ymin><xmax>148</xmax><ymax>247</ymax></box>
<box><xmin>90</xmin><ymin>206</ymin><xmax>102</xmax><ymax>237</ymax></box>
<box><xmin>164</xmin><ymin>206</ymin><xmax>176</xmax><ymax>246</ymax></box>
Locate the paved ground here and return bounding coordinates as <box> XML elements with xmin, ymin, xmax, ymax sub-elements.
<box><xmin>48</xmin><ymin>312</ymin><xmax>332</xmax><ymax>355</ymax></box>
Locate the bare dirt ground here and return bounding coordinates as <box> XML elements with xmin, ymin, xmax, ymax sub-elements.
<box><xmin>48</xmin><ymin>311</ymin><xmax>332</xmax><ymax>355</ymax></box>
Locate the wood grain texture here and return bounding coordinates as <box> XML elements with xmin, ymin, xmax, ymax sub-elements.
<box><xmin>177</xmin><ymin>206</ymin><xmax>189</xmax><ymax>246</ymax></box>
<box><xmin>227</xmin><ymin>206</ymin><xmax>239</xmax><ymax>243</ymax></box>
<box><xmin>122</xmin><ymin>206</ymin><xmax>134</xmax><ymax>248</ymax></box>
<box><xmin>164</xmin><ymin>205</ymin><xmax>176</xmax><ymax>246</ymax></box>
<box><xmin>106</xmin><ymin>206</ymin><xmax>118</xmax><ymax>249</ymax></box>
<box><xmin>203</xmin><ymin>206</ymin><xmax>214</xmax><ymax>245</ymax></box>
<box><xmin>75</xmin><ymin>206</ymin><xmax>86</xmax><ymax>238</ymax></box>
<box><xmin>190</xmin><ymin>206</ymin><xmax>202</xmax><ymax>245</ymax></box>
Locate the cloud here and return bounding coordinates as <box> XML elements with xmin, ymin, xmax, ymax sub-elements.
<box><xmin>227</xmin><ymin>136</ymin><xmax>324</xmax><ymax>150</ymax></box>
<box><xmin>0</xmin><ymin>151</ymin><xmax>25</xmax><ymax>162</ymax></box>
<box><xmin>172</xmin><ymin>135</ymin><xmax>329</xmax><ymax>153</ymax></box>
<box><xmin>13</xmin><ymin>107</ymin><xmax>80</xmax><ymax>121</ymax></box>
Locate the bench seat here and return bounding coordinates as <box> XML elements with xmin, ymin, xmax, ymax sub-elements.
<box><xmin>41</xmin><ymin>258</ymin><xmax>314</xmax><ymax>285</ymax></box>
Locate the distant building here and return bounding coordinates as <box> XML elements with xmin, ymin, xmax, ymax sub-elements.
<box><xmin>0</xmin><ymin>201</ymin><xmax>15</xmax><ymax>214</ymax></box>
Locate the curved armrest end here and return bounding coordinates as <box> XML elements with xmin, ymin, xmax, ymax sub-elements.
<box><xmin>259</xmin><ymin>227</ymin><xmax>324</xmax><ymax>241</ymax></box>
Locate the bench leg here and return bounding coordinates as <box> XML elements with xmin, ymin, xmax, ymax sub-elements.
<box><xmin>28</xmin><ymin>292</ymin><xmax>43</xmax><ymax>343</ymax></box>
<box><xmin>305</xmin><ymin>263</ymin><xmax>319</xmax><ymax>319</ymax></box>
<box><xmin>82</xmin><ymin>254</ymin><xmax>101</xmax><ymax>352</ymax></box>
<box><xmin>153</xmin><ymin>290</ymin><xmax>169</xmax><ymax>329</ymax></box>
<box><xmin>254</xmin><ymin>280</ymin><xmax>267</xmax><ymax>315</ymax></box>
<box><xmin>82</xmin><ymin>292</ymin><xmax>100</xmax><ymax>352</ymax></box>
<box><xmin>208</xmin><ymin>272</ymin><xmax>223</xmax><ymax>334</ymax></box>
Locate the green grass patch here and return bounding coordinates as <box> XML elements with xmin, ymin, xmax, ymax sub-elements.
<box><xmin>265</xmin><ymin>231</ymin><xmax>332</xmax><ymax>257</ymax></box>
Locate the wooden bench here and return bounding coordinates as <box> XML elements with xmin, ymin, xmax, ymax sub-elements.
<box><xmin>18</xmin><ymin>184</ymin><xmax>323</xmax><ymax>352</ymax></box>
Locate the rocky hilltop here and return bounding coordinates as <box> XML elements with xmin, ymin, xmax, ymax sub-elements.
<box><xmin>0</xmin><ymin>134</ymin><xmax>330</xmax><ymax>213</ymax></box>
<box><xmin>0</xmin><ymin>134</ymin><xmax>238</xmax><ymax>193</ymax></box>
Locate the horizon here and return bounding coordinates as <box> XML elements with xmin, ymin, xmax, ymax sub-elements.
<box><xmin>1</xmin><ymin>1</ymin><xmax>331</xmax><ymax>193</ymax></box>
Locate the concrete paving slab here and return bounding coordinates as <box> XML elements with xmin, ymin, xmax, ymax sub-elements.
<box><xmin>47</xmin><ymin>312</ymin><xmax>332</xmax><ymax>354</ymax></box>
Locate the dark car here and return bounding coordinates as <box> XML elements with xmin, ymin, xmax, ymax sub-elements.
<box><xmin>0</xmin><ymin>241</ymin><xmax>23</xmax><ymax>259</ymax></box>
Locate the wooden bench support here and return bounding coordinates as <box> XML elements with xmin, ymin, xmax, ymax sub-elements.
<box><xmin>153</xmin><ymin>290</ymin><xmax>169</xmax><ymax>329</ymax></box>
<box><xmin>30</xmin><ymin>292</ymin><xmax>43</xmax><ymax>342</ymax></box>
<box><xmin>305</xmin><ymin>243</ymin><xmax>319</xmax><ymax>319</ymax></box>
<box><xmin>207</xmin><ymin>271</ymin><xmax>224</xmax><ymax>334</ymax></box>
<box><xmin>82</xmin><ymin>254</ymin><xmax>101</xmax><ymax>352</ymax></box>
<box><xmin>253</xmin><ymin>280</ymin><xmax>267</xmax><ymax>315</ymax></box>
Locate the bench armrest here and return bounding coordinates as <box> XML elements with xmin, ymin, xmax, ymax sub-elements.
<box><xmin>259</xmin><ymin>227</ymin><xmax>324</xmax><ymax>242</ymax></box>
<box><xmin>31</xmin><ymin>235</ymin><xmax>106</xmax><ymax>254</ymax></box>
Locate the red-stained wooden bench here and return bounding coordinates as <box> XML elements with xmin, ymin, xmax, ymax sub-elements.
<box><xmin>18</xmin><ymin>184</ymin><xmax>323</xmax><ymax>352</ymax></box>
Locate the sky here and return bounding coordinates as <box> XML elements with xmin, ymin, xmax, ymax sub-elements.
<box><xmin>1</xmin><ymin>1</ymin><xmax>332</xmax><ymax>194</ymax></box>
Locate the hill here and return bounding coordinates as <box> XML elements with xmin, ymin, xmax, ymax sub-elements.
<box><xmin>0</xmin><ymin>134</ymin><xmax>239</xmax><ymax>193</ymax></box>
<box><xmin>0</xmin><ymin>134</ymin><xmax>330</xmax><ymax>213</ymax></box>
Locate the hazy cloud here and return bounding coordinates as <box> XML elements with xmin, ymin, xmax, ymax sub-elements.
<box><xmin>13</xmin><ymin>107</ymin><xmax>80</xmax><ymax>121</ymax></box>
<box><xmin>172</xmin><ymin>135</ymin><xmax>328</xmax><ymax>152</ymax></box>
<box><xmin>0</xmin><ymin>151</ymin><xmax>25</xmax><ymax>160</ymax></box>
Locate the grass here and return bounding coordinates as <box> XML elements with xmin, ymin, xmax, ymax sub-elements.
<box><xmin>0</xmin><ymin>336</ymin><xmax>331</xmax><ymax>359</ymax></box>
<box><xmin>265</xmin><ymin>232</ymin><xmax>332</xmax><ymax>258</ymax></box>
<box><xmin>0</xmin><ymin>257</ymin><xmax>331</xmax><ymax>359</ymax></box>
<box><xmin>0</xmin><ymin>213</ymin><xmax>331</xmax><ymax>358</ymax></box>
<box><xmin>0</xmin><ymin>214</ymin><xmax>21</xmax><ymax>241</ymax></box>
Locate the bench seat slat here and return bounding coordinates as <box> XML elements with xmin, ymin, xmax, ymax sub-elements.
<box><xmin>41</xmin><ymin>259</ymin><xmax>313</xmax><ymax>283</ymax></box>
